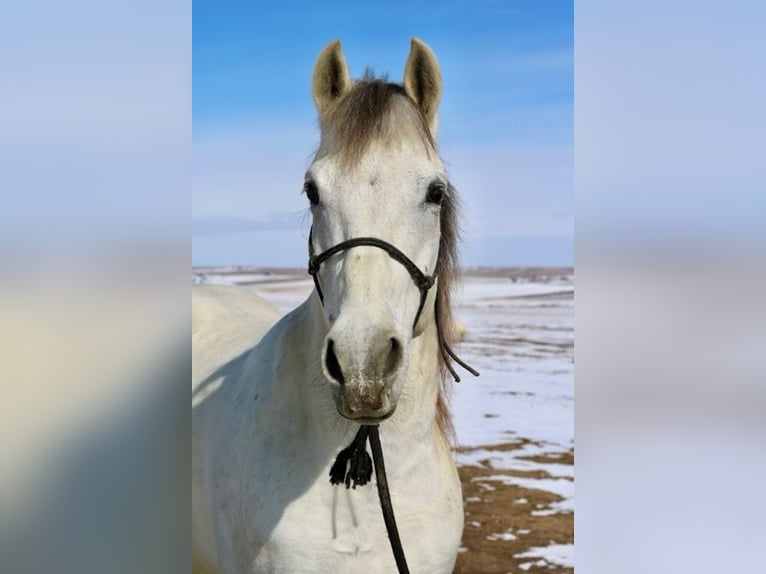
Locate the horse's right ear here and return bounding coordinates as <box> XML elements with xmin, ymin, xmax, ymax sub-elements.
<box><xmin>312</xmin><ymin>40</ymin><xmax>352</xmax><ymax>117</ymax></box>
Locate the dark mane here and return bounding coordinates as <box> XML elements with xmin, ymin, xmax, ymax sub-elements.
<box><xmin>319</xmin><ymin>72</ymin><xmax>463</xmax><ymax>443</ymax></box>
<box><xmin>434</xmin><ymin>183</ymin><xmax>461</xmax><ymax>444</ymax></box>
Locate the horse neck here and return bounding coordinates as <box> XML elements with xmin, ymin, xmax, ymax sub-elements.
<box><xmin>284</xmin><ymin>291</ymin><xmax>443</xmax><ymax>446</ymax></box>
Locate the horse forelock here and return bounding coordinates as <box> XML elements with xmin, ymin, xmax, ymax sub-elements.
<box><xmin>317</xmin><ymin>72</ymin><xmax>437</xmax><ymax>168</ymax></box>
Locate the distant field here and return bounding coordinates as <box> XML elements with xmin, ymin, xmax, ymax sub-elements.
<box><xmin>192</xmin><ymin>266</ymin><xmax>573</xmax><ymax>279</ymax></box>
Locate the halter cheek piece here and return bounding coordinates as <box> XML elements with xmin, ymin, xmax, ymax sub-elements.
<box><xmin>307</xmin><ymin>227</ymin><xmax>478</xmax><ymax>382</ymax></box>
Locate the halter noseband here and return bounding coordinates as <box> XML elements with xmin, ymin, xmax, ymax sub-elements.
<box><xmin>307</xmin><ymin>227</ymin><xmax>479</xmax><ymax>382</ymax></box>
<box><xmin>308</xmin><ymin>229</ymin><xmax>435</xmax><ymax>332</ymax></box>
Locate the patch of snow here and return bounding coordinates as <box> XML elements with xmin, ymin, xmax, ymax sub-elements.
<box><xmin>515</xmin><ymin>543</ymin><xmax>574</xmax><ymax>568</ymax></box>
<box><xmin>486</xmin><ymin>531</ymin><xmax>517</xmax><ymax>541</ymax></box>
<box><xmin>531</xmin><ymin>499</ymin><xmax>573</xmax><ymax>516</ymax></box>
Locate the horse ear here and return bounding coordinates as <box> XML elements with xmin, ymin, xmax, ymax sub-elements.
<box><xmin>312</xmin><ymin>40</ymin><xmax>352</xmax><ymax>117</ymax></box>
<box><xmin>403</xmin><ymin>38</ymin><xmax>442</xmax><ymax>135</ymax></box>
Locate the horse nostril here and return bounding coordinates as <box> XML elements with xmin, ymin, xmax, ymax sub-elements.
<box><xmin>325</xmin><ymin>339</ymin><xmax>345</xmax><ymax>385</ymax></box>
<box><xmin>386</xmin><ymin>337</ymin><xmax>403</xmax><ymax>375</ymax></box>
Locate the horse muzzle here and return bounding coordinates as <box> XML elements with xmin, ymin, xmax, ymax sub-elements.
<box><xmin>338</xmin><ymin>391</ymin><xmax>397</xmax><ymax>423</ymax></box>
<box><xmin>323</xmin><ymin>327</ymin><xmax>405</xmax><ymax>420</ymax></box>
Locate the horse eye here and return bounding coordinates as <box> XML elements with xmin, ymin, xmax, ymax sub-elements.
<box><xmin>426</xmin><ymin>181</ymin><xmax>445</xmax><ymax>205</ymax></box>
<box><xmin>304</xmin><ymin>180</ymin><xmax>320</xmax><ymax>206</ymax></box>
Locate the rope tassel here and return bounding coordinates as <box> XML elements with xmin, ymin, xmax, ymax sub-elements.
<box><xmin>329</xmin><ymin>425</ymin><xmax>373</xmax><ymax>489</ymax></box>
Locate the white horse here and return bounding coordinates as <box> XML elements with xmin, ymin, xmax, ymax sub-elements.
<box><xmin>193</xmin><ymin>38</ymin><xmax>472</xmax><ymax>573</ymax></box>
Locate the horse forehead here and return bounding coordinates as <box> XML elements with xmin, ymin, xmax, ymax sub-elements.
<box><xmin>316</xmin><ymin>144</ymin><xmax>439</xmax><ymax>188</ymax></box>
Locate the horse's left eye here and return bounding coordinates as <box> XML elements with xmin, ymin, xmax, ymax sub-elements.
<box><xmin>426</xmin><ymin>181</ymin><xmax>445</xmax><ymax>205</ymax></box>
<box><xmin>304</xmin><ymin>180</ymin><xmax>320</xmax><ymax>206</ymax></box>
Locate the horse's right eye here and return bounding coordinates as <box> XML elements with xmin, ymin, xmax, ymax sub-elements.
<box><xmin>304</xmin><ymin>180</ymin><xmax>320</xmax><ymax>206</ymax></box>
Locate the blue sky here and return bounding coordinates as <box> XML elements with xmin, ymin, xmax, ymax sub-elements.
<box><xmin>193</xmin><ymin>0</ymin><xmax>573</xmax><ymax>267</ymax></box>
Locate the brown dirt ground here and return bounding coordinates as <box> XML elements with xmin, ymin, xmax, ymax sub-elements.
<box><xmin>453</xmin><ymin>443</ymin><xmax>574</xmax><ymax>574</ymax></box>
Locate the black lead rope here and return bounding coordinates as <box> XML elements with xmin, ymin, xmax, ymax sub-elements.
<box><xmin>368</xmin><ymin>426</ymin><xmax>409</xmax><ymax>574</ymax></box>
<box><xmin>312</xmin><ymin>228</ymin><xmax>479</xmax><ymax>573</ymax></box>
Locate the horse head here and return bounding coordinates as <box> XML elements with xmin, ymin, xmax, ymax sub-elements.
<box><xmin>306</xmin><ymin>39</ymin><xmax>454</xmax><ymax>423</ymax></box>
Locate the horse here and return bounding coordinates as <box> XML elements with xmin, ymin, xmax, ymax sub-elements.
<box><xmin>193</xmin><ymin>38</ymin><xmax>472</xmax><ymax>573</ymax></box>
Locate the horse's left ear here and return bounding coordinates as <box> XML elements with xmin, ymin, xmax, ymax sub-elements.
<box><xmin>403</xmin><ymin>38</ymin><xmax>442</xmax><ymax>135</ymax></box>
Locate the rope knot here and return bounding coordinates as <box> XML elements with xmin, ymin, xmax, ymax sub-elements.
<box><xmin>329</xmin><ymin>426</ymin><xmax>373</xmax><ymax>489</ymax></box>
<box><xmin>416</xmin><ymin>275</ymin><xmax>435</xmax><ymax>291</ymax></box>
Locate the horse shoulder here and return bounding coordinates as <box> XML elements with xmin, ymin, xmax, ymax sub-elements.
<box><xmin>192</xmin><ymin>285</ymin><xmax>282</xmax><ymax>384</ymax></box>
<box><xmin>193</xmin><ymin>284</ymin><xmax>282</xmax><ymax>340</ymax></box>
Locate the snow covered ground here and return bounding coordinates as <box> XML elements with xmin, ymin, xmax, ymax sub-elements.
<box><xmin>450</xmin><ymin>274</ymin><xmax>574</xmax><ymax>570</ymax></box>
<box><xmin>451</xmin><ymin>274</ymin><xmax>574</xmax><ymax>497</ymax></box>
